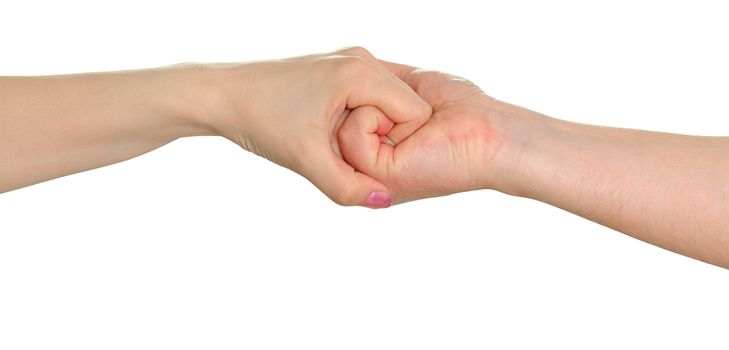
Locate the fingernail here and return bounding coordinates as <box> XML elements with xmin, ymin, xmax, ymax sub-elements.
<box><xmin>366</xmin><ymin>191</ymin><xmax>392</xmax><ymax>208</ymax></box>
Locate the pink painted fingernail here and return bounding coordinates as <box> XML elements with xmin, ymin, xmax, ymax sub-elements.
<box><xmin>366</xmin><ymin>191</ymin><xmax>392</xmax><ymax>208</ymax></box>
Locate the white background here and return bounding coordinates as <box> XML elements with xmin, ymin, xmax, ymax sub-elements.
<box><xmin>1</xmin><ymin>0</ymin><xmax>728</xmax><ymax>349</ymax></box>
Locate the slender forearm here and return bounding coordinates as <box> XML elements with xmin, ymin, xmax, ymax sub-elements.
<box><xmin>491</xmin><ymin>105</ymin><xmax>729</xmax><ymax>267</ymax></box>
<box><xmin>0</xmin><ymin>66</ymin><xmax>214</xmax><ymax>193</ymax></box>
<box><xmin>0</xmin><ymin>48</ymin><xmax>431</xmax><ymax>208</ymax></box>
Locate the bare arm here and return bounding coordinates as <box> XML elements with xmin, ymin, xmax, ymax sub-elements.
<box><xmin>338</xmin><ymin>62</ymin><xmax>729</xmax><ymax>268</ymax></box>
<box><xmin>0</xmin><ymin>48</ymin><xmax>431</xmax><ymax>206</ymax></box>
<box><xmin>0</xmin><ymin>68</ymin><xmax>212</xmax><ymax>193</ymax></box>
<box><xmin>493</xmin><ymin>104</ymin><xmax>729</xmax><ymax>267</ymax></box>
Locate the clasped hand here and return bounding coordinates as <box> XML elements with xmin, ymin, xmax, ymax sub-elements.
<box><xmin>207</xmin><ymin>47</ymin><xmax>512</xmax><ymax>208</ymax></box>
<box><xmin>3</xmin><ymin>46</ymin><xmax>726</xmax><ymax>266</ymax></box>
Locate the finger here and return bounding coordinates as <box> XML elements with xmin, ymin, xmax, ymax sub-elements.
<box><xmin>377</xmin><ymin>59</ymin><xmax>419</xmax><ymax>81</ymax></box>
<box><xmin>338</xmin><ymin>106</ymin><xmax>394</xmax><ymax>181</ymax></box>
<box><xmin>335</xmin><ymin>48</ymin><xmax>431</xmax><ymax>145</ymax></box>
<box><xmin>335</xmin><ymin>47</ymin><xmax>421</xmax><ymax>92</ymax></box>
<box><xmin>337</xmin><ymin>47</ymin><xmax>411</xmax><ymax>88</ymax></box>
<box><xmin>343</xmin><ymin>59</ymin><xmax>432</xmax><ymax>145</ymax></box>
<box><xmin>301</xmin><ymin>142</ymin><xmax>393</xmax><ymax>209</ymax></box>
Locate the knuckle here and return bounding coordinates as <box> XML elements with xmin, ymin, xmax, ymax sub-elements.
<box><xmin>342</xmin><ymin>46</ymin><xmax>373</xmax><ymax>59</ymax></box>
<box><xmin>352</xmin><ymin>104</ymin><xmax>378</xmax><ymax>118</ymax></box>
<box><xmin>330</xmin><ymin>188</ymin><xmax>354</xmax><ymax>207</ymax></box>
<box><xmin>330</xmin><ymin>176</ymin><xmax>359</xmax><ymax>206</ymax></box>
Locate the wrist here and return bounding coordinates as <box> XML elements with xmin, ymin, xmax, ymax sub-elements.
<box><xmin>479</xmin><ymin>99</ymin><xmax>562</xmax><ymax>197</ymax></box>
<box><xmin>190</xmin><ymin>62</ymin><xmax>265</xmax><ymax>144</ymax></box>
<box><xmin>155</xmin><ymin>64</ymin><xmax>230</xmax><ymax>139</ymax></box>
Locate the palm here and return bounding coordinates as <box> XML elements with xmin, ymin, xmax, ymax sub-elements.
<box><xmin>387</xmin><ymin>70</ymin><xmax>497</xmax><ymax>202</ymax></box>
<box><xmin>339</xmin><ymin>65</ymin><xmax>503</xmax><ymax>204</ymax></box>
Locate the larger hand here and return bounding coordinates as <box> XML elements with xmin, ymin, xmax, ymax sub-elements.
<box><xmin>340</xmin><ymin>60</ymin><xmax>729</xmax><ymax>269</ymax></box>
<box><xmin>338</xmin><ymin>61</ymin><xmax>528</xmax><ymax>203</ymax></box>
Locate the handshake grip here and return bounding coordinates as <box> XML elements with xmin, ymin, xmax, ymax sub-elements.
<box><xmin>3</xmin><ymin>45</ymin><xmax>725</xmax><ymax>267</ymax></box>
<box><xmin>334</xmin><ymin>61</ymin><xmax>501</xmax><ymax>207</ymax></box>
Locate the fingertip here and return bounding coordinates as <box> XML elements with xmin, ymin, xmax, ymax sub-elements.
<box><xmin>364</xmin><ymin>191</ymin><xmax>393</xmax><ymax>209</ymax></box>
<box><xmin>382</xmin><ymin>96</ymin><xmax>432</xmax><ymax>145</ymax></box>
<box><xmin>420</xmin><ymin>99</ymin><xmax>434</xmax><ymax>120</ymax></box>
<box><xmin>375</xmin><ymin>114</ymin><xmax>395</xmax><ymax>136</ymax></box>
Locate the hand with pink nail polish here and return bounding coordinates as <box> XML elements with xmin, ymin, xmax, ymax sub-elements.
<box><xmin>0</xmin><ymin>47</ymin><xmax>431</xmax><ymax>209</ymax></box>
<box><xmin>4</xmin><ymin>47</ymin><xmax>729</xmax><ymax>267</ymax></box>
<box><xmin>204</xmin><ymin>48</ymin><xmax>432</xmax><ymax>208</ymax></box>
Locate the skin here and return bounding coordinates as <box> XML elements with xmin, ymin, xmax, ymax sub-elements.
<box><xmin>2</xmin><ymin>47</ymin><xmax>727</xmax><ymax>268</ymax></box>
<box><xmin>338</xmin><ymin>60</ymin><xmax>729</xmax><ymax>268</ymax></box>
<box><xmin>0</xmin><ymin>47</ymin><xmax>431</xmax><ymax>208</ymax></box>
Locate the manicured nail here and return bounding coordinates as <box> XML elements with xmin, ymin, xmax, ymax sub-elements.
<box><xmin>366</xmin><ymin>191</ymin><xmax>392</xmax><ymax>208</ymax></box>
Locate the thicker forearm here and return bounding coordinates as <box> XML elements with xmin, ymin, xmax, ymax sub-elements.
<box><xmin>491</xmin><ymin>105</ymin><xmax>729</xmax><ymax>267</ymax></box>
<box><xmin>0</xmin><ymin>66</ymin><xmax>215</xmax><ymax>193</ymax></box>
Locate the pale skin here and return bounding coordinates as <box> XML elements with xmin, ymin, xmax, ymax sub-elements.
<box><xmin>0</xmin><ymin>48</ymin><xmax>432</xmax><ymax>208</ymax></box>
<box><xmin>339</xmin><ymin>59</ymin><xmax>729</xmax><ymax>268</ymax></box>
<box><xmin>1</xmin><ymin>48</ymin><xmax>727</xmax><ymax>268</ymax></box>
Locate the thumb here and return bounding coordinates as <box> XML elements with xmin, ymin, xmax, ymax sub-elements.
<box><xmin>300</xmin><ymin>144</ymin><xmax>392</xmax><ymax>209</ymax></box>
